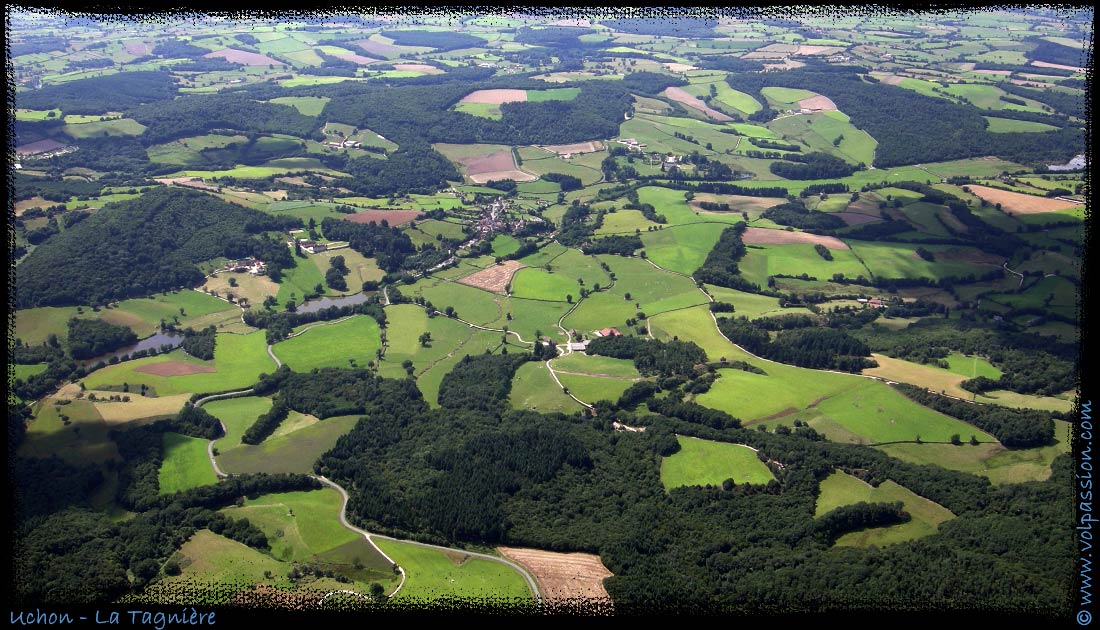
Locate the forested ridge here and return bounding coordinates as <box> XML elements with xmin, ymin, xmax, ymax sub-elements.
<box><xmin>15</xmin><ymin>187</ymin><xmax>300</xmax><ymax>308</ymax></box>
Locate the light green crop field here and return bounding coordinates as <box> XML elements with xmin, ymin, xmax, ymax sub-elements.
<box><xmin>846</xmin><ymin>241</ymin><xmax>1001</xmax><ymax>281</ymax></box>
<box><xmin>510</xmin><ymin>268</ymin><xmax>581</xmax><ymax>302</ymax></box>
<box><xmin>491</xmin><ymin>234</ymin><xmax>522</xmax><ymax>258</ymax></box>
<box><xmin>815</xmin><ymin>470</ymin><xmax>955</xmax><ymax>547</ymax></box>
<box><xmin>941</xmin><ymin>83</ymin><xmax>1045</xmax><ymax>113</ymax></box>
<box><xmin>19</xmin><ymin>398</ymin><xmax>121</xmax><ymax>465</ymax></box>
<box><xmin>375</xmin><ymin>539</ymin><xmax>534</xmax><ymax>602</ymax></box>
<box><xmin>510</xmin><ymin>362</ymin><xmax>583</xmax><ymax>414</ymax></box>
<box><xmin>640</xmin><ymin>224</ymin><xmax>727</xmax><ymax>276</ymax></box>
<box><xmin>527</xmin><ymin>87</ymin><xmax>581</xmax><ymax>102</ymax></box>
<box><xmin>159</xmin><ymin>432</ymin><xmax>218</xmax><ymax>494</ymax></box>
<box><xmin>13</xmin><ymin>363</ymin><xmax>49</xmax><ymax>381</ymax></box>
<box><xmin>973</xmin><ymin>390</ymin><xmax>1075</xmax><ymax>413</ymax></box>
<box><xmin>272</xmin><ymin>315</ymin><xmax>382</xmax><ymax>372</ymax></box>
<box><xmin>15</xmin><ymin>108</ymin><xmax>62</xmax><ymax>120</ymax></box>
<box><xmin>62</xmin><ymin>118</ymin><xmax>146</xmax><ymax>139</ymax></box>
<box><xmin>703</xmin><ymin>285</ymin><xmax>814</xmax><ymax>319</ymax></box>
<box><xmin>767</xmin><ymin>112</ymin><xmax>876</xmax><ymax>165</ymax></box>
<box><xmin>222</xmin><ymin>489</ymin><xmax>381</xmax><ymax>565</ymax></box>
<box><xmin>205</xmin><ymin>396</ymin><xmax>273</xmax><ymax>451</ymax></box>
<box><xmin>920</xmin><ymin>157</ymin><xmax>1029</xmax><ymax>179</ymax></box>
<box><xmin>556</xmin><ymin>372</ymin><xmax>636</xmax><ymax>405</ymax></box>
<box><xmin>661</xmin><ymin>436</ymin><xmax>775</xmax><ymax>489</ymax></box>
<box><xmin>107</xmin><ymin>290</ymin><xmax>240</xmax><ymax>337</ymax></box>
<box><xmin>878</xmin><ymin>420</ymin><xmax>1071</xmax><ymax>485</ymax></box>
<box><xmin>595</xmin><ymin>209</ymin><xmax>661</xmax><ymax>236</ymax></box>
<box><xmin>179</xmin><ymin>157</ymin><xmax>349</xmax><ymax>180</ymax></box>
<box><xmin>738</xmin><ymin>243</ymin><xmax>868</xmax><ymax>288</ymax></box>
<box><xmin>982</xmin><ymin>116</ymin><xmax>1059</xmax><ymax>133</ymax></box>
<box><xmin>549</xmin><ymin>353</ymin><xmax>640</xmax><ymax>378</ymax></box>
<box><xmin>649</xmin><ymin>305</ymin><xmax>750</xmax><ymax>362</ymax></box>
<box><xmin>944</xmin><ymin>353</ymin><xmax>1003</xmax><ymax>379</ymax></box>
<box><xmin>729</xmin><ymin>123</ymin><xmax>778</xmax><ymax>138</ymax></box>
<box><xmin>809</xmin><ymin>382</ymin><xmax>998</xmax><ymax>445</ymax></box>
<box><xmin>82</xmin><ymin>332</ymin><xmax>272</xmax><ymax>396</ymax></box>
<box><xmin>217</xmin><ymin>415</ymin><xmax>362</xmax><ymax>475</ymax></box>
<box><xmin>15</xmin><ymin>305</ymin><xmax>95</xmax><ymax>345</ymax></box>
<box><xmin>269</xmin><ymin>96</ymin><xmax>331</xmax><ymax>116</ymax></box>
<box><xmin>760</xmin><ymin>86</ymin><xmax>818</xmax><ymax>105</ymax></box>
<box><xmin>455</xmin><ymin>101</ymin><xmax>502</xmax><ymax>119</ymax></box>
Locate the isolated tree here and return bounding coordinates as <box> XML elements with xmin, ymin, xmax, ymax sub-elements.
<box><xmin>419</xmin><ymin>332</ymin><xmax>432</xmax><ymax>347</ymax></box>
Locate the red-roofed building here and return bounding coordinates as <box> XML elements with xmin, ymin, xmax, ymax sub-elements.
<box><xmin>596</xmin><ymin>328</ymin><xmax>622</xmax><ymax>337</ymax></box>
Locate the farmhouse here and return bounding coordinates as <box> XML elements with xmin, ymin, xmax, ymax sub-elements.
<box><xmin>287</xmin><ymin>238</ymin><xmax>329</xmax><ymax>254</ymax></box>
<box><xmin>595</xmin><ymin>328</ymin><xmax>622</xmax><ymax>337</ymax></box>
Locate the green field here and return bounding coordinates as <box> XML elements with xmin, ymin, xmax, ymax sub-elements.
<box><xmin>106</xmin><ymin>290</ymin><xmax>240</xmax><ymax>337</ymax></box>
<box><xmin>944</xmin><ymin>353</ymin><xmax>1003</xmax><ymax>379</ymax></box>
<box><xmin>179</xmin><ymin>158</ymin><xmax>349</xmax><ymax>180</ymax></box>
<box><xmin>217</xmin><ymin>415</ymin><xmax>362</xmax><ymax>475</ymax></box>
<box><xmin>878</xmin><ymin>420</ymin><xmax>1071</xmax><ymax>485</ymax></box>
<box><xmin>640</xmin><ymin>224</ymin><xmax>727</xmax><ymax>276</ymax></box>
<box><xmin>272</xmin><ymin>316</ymin><xmax>383</xmax><ymax>371</ymax></box>
<box><xmin>768</xmin><ymin>112</ymin><xmax>877</xmax><ymax>166</ymax></box>
<box><xmin>159</xmin><ymin>432</ymin><xmax>218</xmax><ymax>494</ymax></box>
<box><xmin>490</xmin><ymin>234</ymin><xmax>522</xmax><ymax>258</ymax></box>
<box><xmin>510</xmin><ymin>362</ymin><xmax>583</xmax><ymax>414</ymax></box>
<box><xmin>704</xmin><ymin>285</ymin><xmax>814</xmax><ymax>319</ymax></box>
<box><xmin>13</xmin><ymin>363</ymin><xmax>49</xmax><ymax>381</ymax></box>
<box><xmin>222</xmin><ymin>489</ymin><xmax>389</xmax><ymax>569</ymax></box>
<box><xmin>205</xmin><ymin>396</ymin><xmax>273</xmax><ymax>450</ymax></box>
<box><xmin>983</xmin><ymin>116</ymin><xmax>1059</xmax><ymax>133</ymax></box>
<box><xmin>510</xmin><ymin>268</ymin><xmax>580</xmax><ymax>302</ymax></box>
<box><xmin>82</xmin><ymin>331</ymin><xmax>272</xmax><ymax>396</ymax></box>
<box><xmin>62</xmin><ymin>118</ymin><xmax>146</xmax><ymax>139</ymax></box>
<box><xmin>815</xmin><ymin>470</ymin><xmax>955</xmax><ymax>547</ymax></box>
<box><xmin>556</xmin><ymin>371</ymin><xmax>636</xmax><ymax>406</ymax></box>
<box><xmin>375</xmin><ymin>539</ymin><xmax>534</xmax><ymax>601</ymax></box>
<box><xmin>738</xmin><ymin>243</ymin><xmax>869</xmax><ymax>288</ymax></box>
<box><xmin>661</xmin><ymin>436</ymin><xmax>775</xmax><ymax>489</ymax></box>
<box><xmin>527</xmin><ymin>87</ymin><xmax>581</xmax><ymax>102</ymax></box>
<box><xmin>19</xmin><ymin>398</ymin><xmax>120</xmax><ymax>465</ymax></box>
<box><xmin>760</xmin><ymin>86</ymin><xmax>818</xmax><ymax>105</ymax></box>
<box><xmin>455</xmin><ymin>101</ymin><xmax>502</xmax><ymax>120</ymax></box>
<box><xmin>15</xmin><ymin>305</ymin><xmax>94</xmax><ymax>345</ymax></box>
<box><xmin>549</xmin><ymin>353</ymin><xmax>640</xmax><ymax>378</ymax></box>
<box><xmin>563</xmin><ymin>257</ymin><xmax>707</xmax><ymax>334</ymax></box>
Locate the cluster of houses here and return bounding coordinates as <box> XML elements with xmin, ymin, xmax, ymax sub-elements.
<box><xmin>565</xmin><ymin>327</ymin><xmax>622</xmax><ymax>352</ymax></box>
<box><xmin>287</xmin><ymin>237</ymin><xmax>329</xmax><ymax>254</ymax></box>
<box><xmin>857</xmin><ymin>298</ymin><xmax>887</xmax><ymax>309</ymax></box>
<box><xmin>616</xmin><ymin>138</ymin><xmax>649</xmax><ymax>152</ymax></box>
<box><xmin>324</xmin><ymin>139</ymin><xmax>363</xmax><ymax>149</ymax></box>
<box><xmin>221</xmin><ymin>257</ymin><xmax>267</xmax><ymax>275</ymax></box>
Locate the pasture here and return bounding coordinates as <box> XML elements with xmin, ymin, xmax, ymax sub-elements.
<box><xmin>815</xmin><ymin>470</ymin><xmax>955</xmax><ymax>547</ymax></box>
<box><xmin>82</xmin><ymin>332</ymin><xmax>272</xmax><ymax>396</ymax></box>
<box><xmin>375</xmin><ymin>539</ymin><xmax>534</xmax><ymax>601</ymax></box>
<box><xmin>269</xmin><ymin>96</ymin><xmax>330</xmax><ymax>116</ymax></box>
<box><xmin>19</xmin><ymin>397</ymin><xmax>121</xmax><ymax>465</ymax></box>
<box><xmin>272</xmin><ymin>316</ymin><xmax>383</xmax><ymax>372</ymax></box>
<box><xmin>549</xmin><ymin>354</ymin><xmax>640</xmax><ymax>378</ymax></box>
<box><xmin>217</xmin><ymin>415</ymin><xmax>362</xmax><ymax>475</ymax></box>
<box><xmin>555</xmin><ymin>372</ymin><xmax>636</xmax><ymax>406</ymax></box>
<box><xmin>205</xmin><ymin>396</ymin><xmax>273</xmax><ymax>450</ymax></box>
<box><xmin>661</xmin><ymin>436</ymin><xmax>775</xmax><ymax>489</ymax></box>
<box><xmin>159</xmin><ymin>432</ymin><xmax>218</xmax><ymax>494</ymax></box>
<box><xmin>877</xmin><ymin>420</ymin><xmax>1071</xmax><ymax>485</ymax></box>
<box><xmin>62</xmin><ymin>118</ymin><xmax>146</xmax><ymax>139</ymax></box>
<box><xmin>510</xmin><ymin>362</ymin><xmax>583</xmax><ymax>414</ymax></box>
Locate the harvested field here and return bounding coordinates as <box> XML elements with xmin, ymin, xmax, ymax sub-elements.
<box><xmin>393</xmin><ymin>63</ymin><xmax>443</xmax><ymax>74</ymax></box>
<box><xmin>460</xmin><ymin>150</ymin><xmax>516</xmax><ymax>175</ymax></box>
<box><xmin>135</xmin><ymin>361</ymin><xmax>217</xmax><ymax>377</ymax></box>
<box><xmin>153</xmin><ymin>177</ymin><xmax>219</xmax><ymax>191</ymax></box>
<box><xmin>460</xmin><ymin>89</ymin><xmax>528</xmax><ymax>105</ymax></box>
<box><xmin>457</xmin><ymin>260</ymin><xmax>526</xmax><ymax>293</ymax></box>
<box><xmin>973</xmin><ymin>69</ymin><xmax>1012</xmax><ymax>75</ymax></box>
<box><xmin>878</xmin><ymin>74</ymin><xmax>905</xmax><ymax>85</ymax></box>
<box><xmin>16</xmin><ymin>138</ymin><xmax>66</xmax><ymax>157</ymax></box>
<box><xmin>1031</xmin><ymin>60</ymin><xmax>1085</xmax><ymax>72</ymax></box>
<box><xmin>663</xmin><ymin>62</ymin><xmax>697</xmax><ymax>72</ymax></box>
<box><xmin>743</xmin><ymin>227</ymin><xmax>850</xmax><ymax>250</ymax></box>
<box><xmin>663</xmin><ymin>87</ymin><xmax>734</xmax><ymax>122</ymax></box>
<box><xmin>834</xmin><ymin>212</ymin><xmax>882</xmax><ymax>226</ymax></box>
<box><xmin>469</xmin><ymin>170</ymin><xmax>536</xmax><ymax>184</ymax></box>
<box><xmin>967</xmin><ymin>185</ymin><xmax>1081</xmax><ymax>215</ymax></box>
<box><xmin>691</xmin><ymin>193</ymin><xmax>787</xmax><ymax>212</ymax></box>
<box><xmin>92</xmin><ymin>392</ymin><xmax>193</xmax><ymax>424</ymax></box>
<box><xmin>345</xmin><ymin>209</ymin><xmax>422</xmax><ymax>226</ymax></box>
<box><xmin>204</xmin><ymin>48</ymin><xmax>284</xmax><ymax>66</ymax></box>
<box><xmin>123</xmin><ymin>40</ymin><xmax>151</xmax><ymax>56</ymax></box>
<box><xmin>497</xmin><ymin>547</ymin><xmax>612</xmax><ymax>603</ymax></box>
<box><xmin>329</xmin><ymin>51</ymin><xmax>379</xmax><ymax>65</ymax></box>
<box><xmin>15</xmin><ymin>197</ymin><xmax>50</xmax><ymax>216</ymax></box>
<box><xmin>797</xmin><ymin>45</ymin><xmax>844</xmax><ymax>55</ymax></box>
<box><xmin>1011</xmin><ymin>78</ymin><xmax>1056</xmax><ymax>88</ymax></box>
<box><xmin>542</xmin><ymin>141</ymin><xmax>604</xmax><ymax>155</ymax></box>
<box><xmin>351</xmin><ymin>39</ymin><xmax>400</xmax><ymax>57</ymax></box>
<box><xmin>797</xmin><ymin>94</ymin><xmax>837</xmax><ymax>111</ymax></box>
